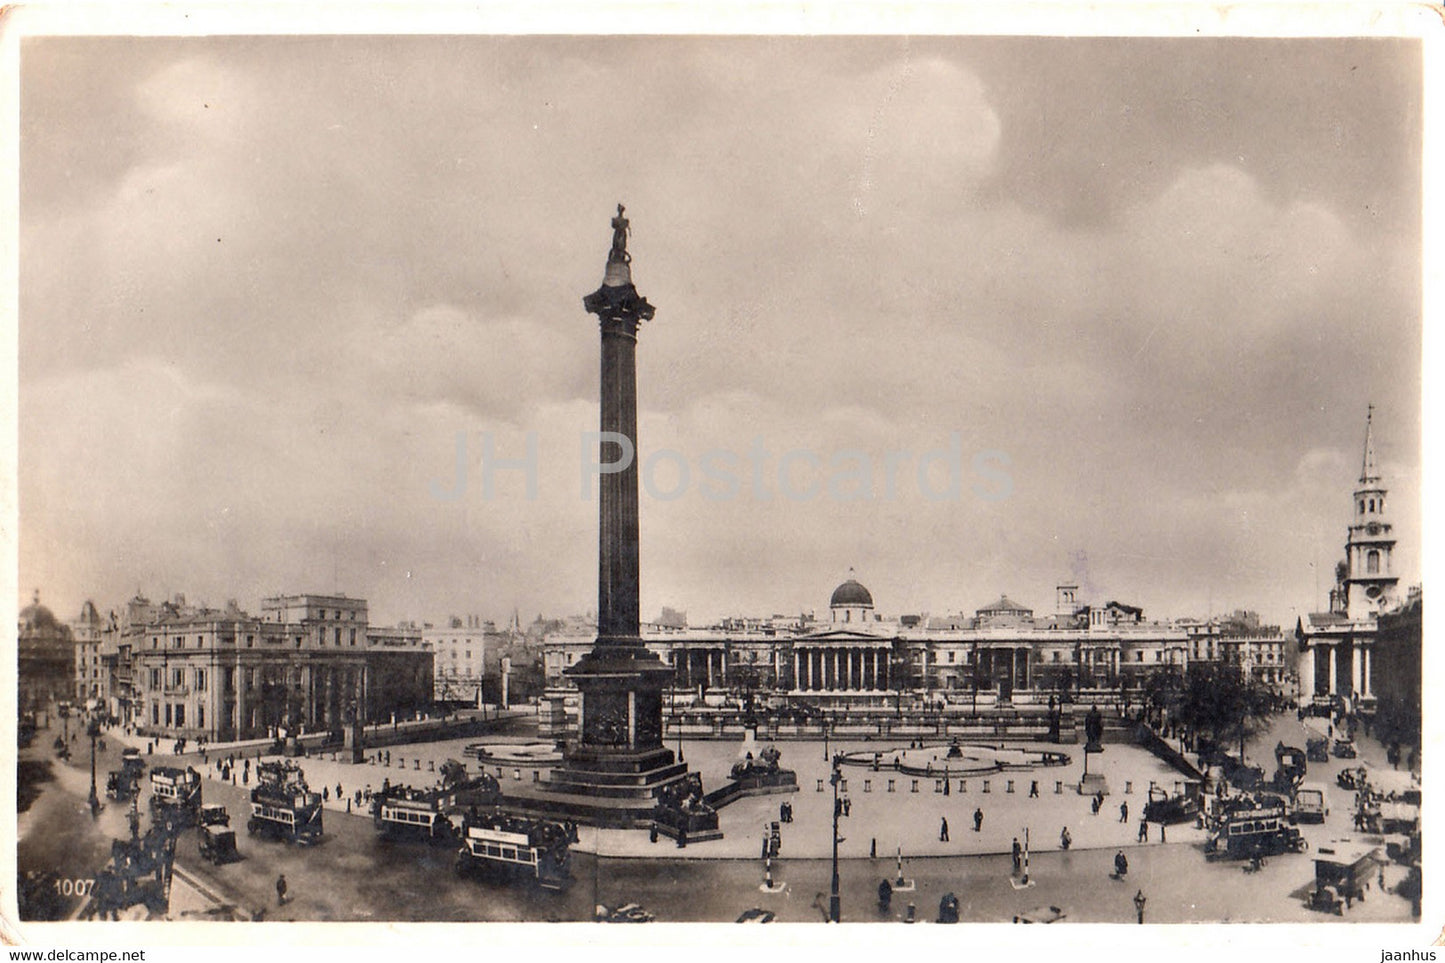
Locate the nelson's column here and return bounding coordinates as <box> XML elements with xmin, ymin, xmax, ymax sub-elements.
<box><xmin>546</xmin><ymin>206</ymin><xmax>718</xmax><ymax>835</ymax></box>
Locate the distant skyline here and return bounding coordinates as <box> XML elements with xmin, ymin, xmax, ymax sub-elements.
<box><xmin>17</xmin><ymin>34</ymin><xmax>1423</xmax><ymax>630</ymax></box>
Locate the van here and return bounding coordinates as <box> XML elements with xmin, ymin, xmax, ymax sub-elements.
<box><xmin>1294</xmin><ymin>783</ymin><xmax>1329</xmax><ymax>823</ymax></box>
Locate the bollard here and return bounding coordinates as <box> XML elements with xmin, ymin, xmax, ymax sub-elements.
<box><xmin>871</xmin><ymin>838</ymin><xmax>877</xmax><ymax>858</ymax></box>
<box><xmin>983</xmin><ymin>780</ymin><xmax>991</xmax><ymax>793</ymax></box>
<box><xmin>864</xmin><ymin>779</ymin><xmax>872</xmax><ymax>793</ymax></box>
<box><xmin>888</xmin><ymin>779</ymin><xmax>896</xmax><ymax>793</ymax></box>
<box><xmin>415</xmin><ymin>760</ymin><xmax>421</xmax><ymax>770</ymax></box>
<box><xmin>1006</xmin><ymin>780</ymin><xmax>1015</xmax><ymax>794</ymax></box>
<box><xmin>1125</xmin><ymin>781</ymin><xmax>1133</xmax><ymax>794</ymax></box>
<box><xmin>514</xmin><ymin>769</ymin><xmax>522</xmax><ymax>781</ymax></box>
<box><xmin>817</xmin><ymin>779</ymin><xmax>825</xmax><ymax>792</ymax></box>
<box><xmin>911</xmin><ymin>780</ymin><xmax>919</xmax><ymax>793</ymax></box>
<box><xmin>1056</xmin><ymin>780</ymin><xmax>1064</xmax><ymax>794</ymax></box>
<box><xmin>960</xmin><ymin>780</ymin><xmax>967</xmax><ymax>793</ymax></box>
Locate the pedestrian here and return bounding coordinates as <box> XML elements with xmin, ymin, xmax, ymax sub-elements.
<box><xmin>1011</xmin><ymin>837</ymin><xmax>1022</xmax><ymax>873</ymax></box>
<box><xmin>346</xmin><ymin>798</ymin><xmax>351</xmax><ymax>814</ymax></box>
<box><xmin>323</xmin><ymin>786</ymin><xmax>330</xmax><ymax>802</ymax></box>
<box><xmin>1138</xmin><ymin>820</ymin><xmax>1148</xmax><ymax>843</ymax></box>
<box><xmin>1119</xmin><ymin>801</ymin><xmax>1129</xmax><ymax>823</ymax></box>
<box><xmin>1029</xmin><ymin>780</ymin><xmax>1039</xmax><ymax>798</ymax></box>
<box><xmin>336</xmin><ymin>782</ymin><xmax>342</xmax><ymax>799</ymax></box>
<box><xmin>276</xmin><ymin>874</ymin><xmax>288</xmax><ymax>906</ymax></box>
<box><xmin>973</xmin><ymin>808</ymin><xmax>983</xmax><ymax>832</ymax></box>
<box><xmin>242</xmin><ymin>769</ymin><xmax>249</xmax><ymax>786</ymax></box>
<box><xmin>780</xmin><ymin>801</ymin><xmax>789</xmax><ymax>823</ymax></box>
<box><xmin>1092</xmin><ymin>795</ymin><xmax>1101</xmax><ymax>815</ymax></box>
<box><xmin>1060</xmin><ymin>826</ymin><xmax>1072</xmax><ymax>850</ymax></box>
<box><xmin>939</xmin><ymin>817</ymin><xmax>950</xmax><ymax>842</ymax></box>
<box><xmin>1114</xmin><ymin>851</ymin><xmax>1128</xmax><ymax>878</ymax></box>
<box><xmin>1159</xmin><ymin>823</ymin><xmax>1166</xmax><ymax>843</ymax></box>
<box><xmin>844</xmin><ymin>797</ymin><xmax>851</xmax><ymax>817</ymax></box>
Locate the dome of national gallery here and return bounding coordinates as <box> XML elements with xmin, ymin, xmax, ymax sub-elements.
<box><xmin>829</xmin><ymin>578</ymin><xmax>874</xmax><ymax>610</ymax></box>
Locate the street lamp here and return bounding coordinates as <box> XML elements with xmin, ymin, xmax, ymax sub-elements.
<box><xmin>822</xmin><ymin>712</ymin><xmax>829</xmax><ymax>762</ymax></box>
<box><xmin>1133</xmin><ymin>888</ymin><xmax>1147</xmax><ymax>924</ymax></box>
<box><xmin>87</xmin><ymin>717</ymin><xmax>102</xmax><ymax>816</ymax></box>
<box><xmin>829</xmin><ymin>752</ymin><xmax>846</xmax><ymax>923</ymax></box>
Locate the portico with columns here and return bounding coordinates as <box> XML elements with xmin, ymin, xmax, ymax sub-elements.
<box><xmin>790</xmin><ymin>631</ymin><xmax>897</xmax><ymax>694</ymax></box>
<box><xmin>1296</xmin><ymin>407</ymin><xmax>1398</xmax><ymax>706</ymax></box>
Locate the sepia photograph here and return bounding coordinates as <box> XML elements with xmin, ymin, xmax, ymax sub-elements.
<box><xmin>4</xmin><ymin>1</ymin><xmax>1436</xmax><ymax>947</ymax></box>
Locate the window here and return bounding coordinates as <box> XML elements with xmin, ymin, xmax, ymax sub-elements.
<box><xmin>150</xmin><ymin>668</ymin><xmax>161</xmax><ymax>689</ymax></box>
<box><xmin>1367</xmin><ymin>550</ymin><xmax>1380</xmax><ymax>574</ymax></box>
<box><xmin>165</xmin><ymin>704</ymin><xmax>172</xmax><ymax>726</ymax></box>
<box><xmin>152</xmin><ymin>704</ymin><xmax>160</xmax><ymax>725</ymax></box>
<box><xmin>197</xmin><ymin>635</ymin><xmax>203</xmax><ymax>648</ymax></box>
<box><xmin>335</xmin><ymin>627</ymin><xmax>342</xmax><ymax>646</ymax></box>
<box><xmin>152</xmin><ymin>636</ymin><xmax>159</xmax><ymax>649</ymax></box>
<box><xmin>1136</xmin><ymin>651</ymin><xmax>1144</xmax><ymax>662</ymax></box>
<box><xmin>173</xmin><ymin>636</ymin><xmax>182</xmax><ymax>649</ymax></box>
<box><xmin>172</xmin><ymin>668</ymin><xmax>184</xmax><ymax>688</ymax></box>
<box><xmin>246</xmin><ymin>635</ymin><xmax>254</xmax><ymax>647</ymax></box>
<box><xmin>197</xmin><ymin>704</ymin><xmax>204</xmax><ymax>727</ymax></box>
<box><xmin>947</xmin><ymin>651</ymin><xmax>955</xmax><ymax>663</ymax></box>
<box><xmin>1368</xmin><ymin>499</ymin><xmax>1376</xmax><ymax>513</ymax></box>
<box><xmin>350</xmin><ymin>629</ymin><xmax>357</xmax><ymax>646</ymax></box>
<box><xmin>195</xmin><ymin>669</ymin><xmax>206</xmax><ymax>691</ymax></box>
<box><xmin>175</xmin><ymin>704</ymin><xmax>185</xmax><ymax>727</ymax></box>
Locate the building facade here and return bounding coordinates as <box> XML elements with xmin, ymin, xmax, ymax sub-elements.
<box><xmin>1296</xmin><ymin>409</ymin><xmax>1405</xmax><ymax>707</ymax></box>
<box><xmin>103</xmin><ymin>592</ymin><xmax>432</xmax><ymax>742</ymax></box>
<box><xmin>422</xmin><ymin>615</ymin><xmax>487</xmax><ymax>704</ymax></box>
<box><xmin>543</xmin><ymin>581</ymin><xmax>1195</xmax><ymax>722</ymax></box>
<box><xmin>18</xmin><ymin>591</ymin><xmax>74</xmax><ymax>715</ymax></box>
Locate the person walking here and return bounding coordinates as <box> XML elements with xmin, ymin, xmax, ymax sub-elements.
<box><xmin>1029</xmin><ymin>780</ymin><xmax>1039</xmax><ymax>798</ymax></box>
<box><xmin>275</xmin><ymin>874</ymin><xmax>288</xmax><ymax>906</ymax></box>
<box><xmin>1060</xmin><ymin>826</ymin><xmax>1072</xmax><ymax>851</ymax></box>
<box><xmin>1159</xmin><ymin>822</ymin><xmax>1166</xmax><ymax>843</ymax></box>
<box><xmin>939</xmin><ymin>817</ymin><xmax>950</xmax><ymax>842</ymax></box>
<box><xmin>973</xmin><ymin>808</ymin><xmax>983</xmax><ymax>832</ymax></box>
<box><xmin>1137</xmin><ymin>819</ymin><xmax>1148</xmax><ymax>843</ymax></box>
<box><xmin>1119</xmin><ymin>801</ymin><xmax>1129</xmax><ymax>823</ymax></box>
<box><xmin>1114</xmin><ymin>851</ymin><xmax>1128</xmax><ymax>878</ymax></box>
<box><xmin>1011</xmin><ymin>837</ymin><xmax>1022</xmax><ymax>873</ymax></box>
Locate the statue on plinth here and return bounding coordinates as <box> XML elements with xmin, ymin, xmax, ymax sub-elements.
<box><xmin>1085</xmin><ymin>704</ymin><xmax>1104</xmax><ymax>753</ymax></box>
<box><xmin>609</xmin><ymin>203</ymin><xmax>631</xmax><ymax>263</ymax></box>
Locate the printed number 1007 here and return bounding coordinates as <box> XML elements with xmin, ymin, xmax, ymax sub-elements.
<box><xmin>55</xmin><ymin>878</ymin><xmax>95</xmax><ymax>897</ymax></box>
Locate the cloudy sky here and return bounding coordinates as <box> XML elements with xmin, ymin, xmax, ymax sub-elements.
<box><xmin>17</xmin><ymin>33</ymin><xmax>1422</xmax><ymax>629</ymax></box>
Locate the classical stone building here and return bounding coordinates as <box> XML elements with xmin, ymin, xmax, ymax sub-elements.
<box><xmin>115</xmin><ymin>592</ymin><xmax>432</xmax><ymax>742</ymax></box>
<box><xmin>421</xmin><ymin>615</ymin><xmax>488</xmax><ymax>704</ymax></box>
<box><xmin>18</xmin><ymin>591</ymin><xmax>74</xmax><ymax>714</ymax></box>
<box><xmin>543</xmin><ymin>577</ymin><xmax>1194</xmax><ymax>723</ymax></box>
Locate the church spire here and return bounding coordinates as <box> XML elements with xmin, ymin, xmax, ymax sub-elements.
<box><xmin>1360</xmin><ymin>404</ymin><xmax>1380</xmax><ymax>485</ymax></box>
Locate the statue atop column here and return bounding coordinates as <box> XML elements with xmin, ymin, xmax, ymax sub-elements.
<box><xmin>609</xmin><ymin>203</ymin><xmax>631</xmax><ymax>263</ymax></box>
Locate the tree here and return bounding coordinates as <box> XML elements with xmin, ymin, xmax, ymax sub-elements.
<box><xmin>1176</xmin><ymin>663</ymin><xmax>1273</xmax><ymax>763</ymax></box>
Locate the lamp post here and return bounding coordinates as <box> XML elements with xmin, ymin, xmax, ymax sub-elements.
<box><xmin>87</xmin><ymin>717</ymin><xmax>101</xmax><ymax>815</ymax></box>
<box><xmin>822</xmin><ymin>712</ymin><xmax>830</xmax><ymax>762</ymax></box>
<box><xmin>674</xmin><ymin>683</ymin><xmax>685</xmax><ymax>764</ymax></box>
<box><xmin>1133</xmin><ymin>888</ymin><xmax>1146</xmax><ymax>924</ymax></box>
<box><xmin>829</xmin><ymin>752</ymin><xmax>845</xmax><ymax>922</ymax></box>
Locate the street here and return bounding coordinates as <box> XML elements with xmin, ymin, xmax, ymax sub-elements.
<box><xmin>15</xmin><ymin>709</ymin><xmax>1418</xmax><ymax>924</ymax></box>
